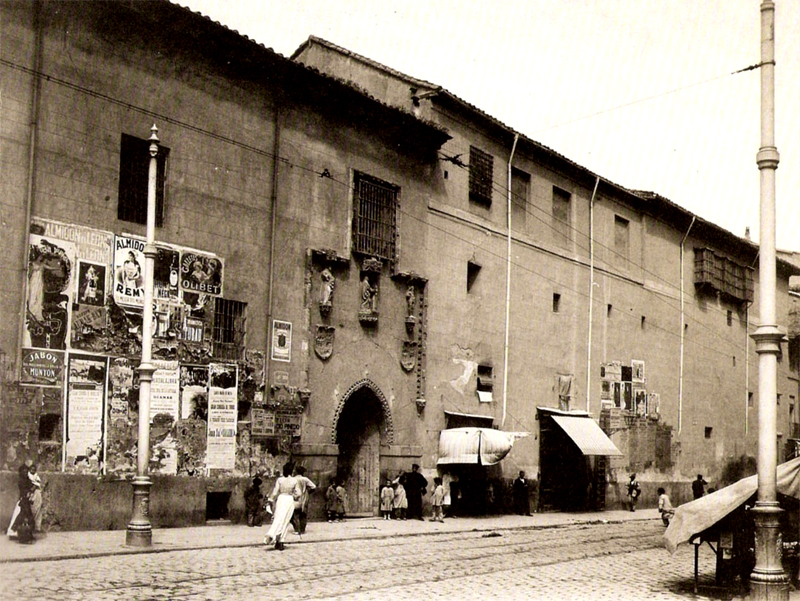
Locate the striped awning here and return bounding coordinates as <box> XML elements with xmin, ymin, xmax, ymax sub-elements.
<box><xmin>437</xmin><ymin>427</ymin><xmax>529</xmax><ymax>466</ymax></box>
<box><xmin>550</xmin><ymin>415</ymin><xmax>623</xmax><ymax>456</ymax></box>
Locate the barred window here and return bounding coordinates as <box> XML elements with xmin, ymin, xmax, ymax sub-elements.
<box><xmin>352</xmin><ymin>172</ymin><xmax>398</xmax><ymax>261</ymax></box>
<box><xmin>118</xmin><ymin>133</ymin><xmax>169</xmax><ymax>227</ymax></box>
<box><xmin>469</xmin><ymin>146</ymin><xmax>493</xmax><ymax>205</ymax></box>
<box><xmin>552</xmin><ymin>187</ymin><xmax>571</xmax><ymax>246</ymax></box>
<box><xmin>212</xmin><ymin>298</ymin><xmax>247</xmax><ymax>361</ymax></box>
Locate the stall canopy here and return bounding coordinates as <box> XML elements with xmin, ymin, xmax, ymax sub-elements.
<box><xmin>664</xmin><ymin>456</ymin><xmax>800</xmax><ymax>553</ymax></box>
<box><xmin>437</xmin><ymin>427</ymin><xmax>529</xmax><ymax>466</ymax></box>
<box><xmin>550</xmin><ymin>414</ymin><xmax>623</xmax><ymax>457</ymax></box>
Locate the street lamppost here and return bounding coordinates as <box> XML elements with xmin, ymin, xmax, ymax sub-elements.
<box><xmin>126</xmin><ymin>124</ymin><xmax>160</xmax><ymax>547</ymax></box>
<box><xmin>750</xmin><ymin>2</ymin><xmax>788</xmax><ymax>599</ymax></box>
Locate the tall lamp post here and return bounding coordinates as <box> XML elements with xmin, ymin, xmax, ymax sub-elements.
<box><xmin>750</xmin><ymin>2</ymin><xmax>788</xmax><ymax>599</ymax></box>
<box><xmin>126</xmin><ymin>124</ymin><xmax>160</xmax><ymax>547</ymax></box>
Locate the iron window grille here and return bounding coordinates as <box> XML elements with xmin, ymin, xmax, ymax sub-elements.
<box><xmin>469</xmin><ymin>146</ymin><xmax>493</xmax><ymax>205</ymax></box>
<box><xmin>118</xmin><ymin>133</ymin><xmax>169</xmax><ymax>227</ymax></box>
<box><xmin>212</xmin><ymin>298</ymin><xmax>247</xmax><ymax>361</ymax></box>
<box><xmin>352</xmin><ymin>172</ymin><xmax>399</xmax><ymax>262</ymax></box>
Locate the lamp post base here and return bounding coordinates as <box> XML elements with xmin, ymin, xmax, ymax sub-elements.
<box><xmin>749</xmin><ymin>502</ymin><xmax>788</xmax><ymax>601</ymax></box>
<box><xmin>126</xmin><ymin>476</ymin><xmax>153</xmax><ymax>547</ymax></box>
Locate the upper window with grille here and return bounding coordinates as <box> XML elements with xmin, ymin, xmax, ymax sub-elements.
<box><xmin>469</xmin><ymin>146</ymin><xmax>493</xmax><ymax>205</ymax></box>
<box><xmin>352</xmin><ymin>172</ymin><xmax>399</xmax><ymax>262</ymax></box>
<box><xmin>212</xmin><ymin>298</ymin><xmax>247</xmax><ymax>361</ymax></box>
<box><xmin>118</xmin><ymin>133</ymin><xmax>169</xmax><ymax>227</ymax></box>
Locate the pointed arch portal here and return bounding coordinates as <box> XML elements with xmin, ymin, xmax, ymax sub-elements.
<box><xmin>331</xmin><ymin>379</ymin><xmax>394</xmax><ymax>516</ymax></box>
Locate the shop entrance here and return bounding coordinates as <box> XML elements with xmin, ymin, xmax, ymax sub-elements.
<box><xmin>334</xmin><ymin>382</ymin><xmax>388</xmax><ymax>516</ymax></box>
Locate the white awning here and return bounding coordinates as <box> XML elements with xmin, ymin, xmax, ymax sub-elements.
<box><xmin>550</xmin><ymin>415</ymin><xmax>623</xmax><ymax>457</ymax></box>
<box><xmin>437</xmin><ymin>427</ymin><xmax>528</xmax><ymax>466</ymax></box>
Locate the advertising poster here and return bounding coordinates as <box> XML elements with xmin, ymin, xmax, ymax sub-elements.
<box><xmin>76</xmin><ymin>261</ymin><xmax>106</xmax><ymax>307</ymax></box>
<box><xmin>631</xmin><ymin>360</ymin><xmax>646</xmax><ymax>384</ymax></box>
<box><xmin>35</xmin><ymin>218</ymin><xmax>113</xmax><ymax>267</ymax></box>
<box><xmin>271</xmin><ymin>320</ymin><xmax>292</xmax><ymax>362</ymax></box>
<box><xmin>180</xmin><ymin>252</ymin><xmax>223</xmax><ymax>297</ymax></box>
<box><xmin>634</xmin><ymin>387</ymin><xmax>648</xmax><ymax>416</ymax></box>
<box><xmin>206</xmin><ymin>364</ymin><xmax>237</xmax><ymax>470</ymax></box>
<box><xmin>21</xmin><ymin>348</ymin><xmax>65</xmax><ymax>387</ymax></box>
<box><xmin>108</xmin><ymin>357</ymin><xmax>135</xmax><ymax>422</ymax></box>
<box><xmin>250</xmin><ymin>407</ymin><xmax>275</xmax><ymax>436</ymax></box>
<box><xmin>151</xmin><ymin>360</ymin><xmax>180</xmax><ymax>422</ymax></box>
<box><xmin>154</xmin><ymin>246</ymin><xmax>181</xmax><ymax>302</ymax></box>
<box><xmin>25</xmin><ymin>235</ymin><xmax>75</xmax><ymax>350</ymax></box>
<box><xmin>66</xmin><ymin>354</ymin><xmax>107</xmax><ymax>471</ymax></box>
<box><xmin>180</xmin><ymin>365</ymin><xmax>208</xmax><ymax>420</ymax></box>
<box><xmin>113</xmin><ymin>235</ymin><xmax>146</xmax><ymax>308</ymax></box>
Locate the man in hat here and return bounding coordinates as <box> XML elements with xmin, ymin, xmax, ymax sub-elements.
<box><xmin>244</xmin><ymin>475</ymin><xmax>263</xmax><ymax>527</ymax></box>
<box><xmin>404</xmin><ymin>463</ymin><xmax>428</xmax><ymax>521</ymax></box>
<box><xmin>692</xmin><ymin>474</ymin><xmax>708</xmax><ymax>500</ymax></box>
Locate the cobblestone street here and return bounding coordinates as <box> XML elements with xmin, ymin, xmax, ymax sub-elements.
<box><xmin>0</xmin><ymin>520</ymin><xmax>724</xmax><ymax>601</ymax></box>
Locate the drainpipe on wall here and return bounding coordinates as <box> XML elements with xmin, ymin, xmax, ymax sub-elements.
<box><xmin>502</xmin><ymin>133</ymin><xmax>519</xmax><ymax>428</ymax></box>
<box><xmin>264</xmin><ymin>106</ymin><xmax>281</xmax><ymax>397</ymax></box>
<box><xmin>16</xmin><ymin>0</ymin><xmax>44</xmax><ymax>378</ymax></box>
<box><xmin>678</xmin><ymin>216</ymin><xmax>696</xmax><ymax>434</ymax></box>
<box><xmin>586</xmin><ymin>176</ymin><xmax>600</xmax><ymax>414</ymax></box>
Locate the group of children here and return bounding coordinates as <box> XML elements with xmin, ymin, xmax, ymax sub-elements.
<box><xmin>380</xmin><ymin>476</ymin><xmax>446</xmax><ymax>522</ymax></box>
<box><xmin>325</xmin><ymin>478</ymin><xmax>348</xmax><ymax>522</ymax></box>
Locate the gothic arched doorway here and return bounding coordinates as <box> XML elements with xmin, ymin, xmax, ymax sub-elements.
<box><xmin>332</xmin><ymin>380</ymin><xmax>392</xmax><ymax>516</ymax></box>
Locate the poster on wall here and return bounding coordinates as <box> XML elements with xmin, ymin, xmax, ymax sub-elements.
<box><xmin>634</xmin><ymin>387</ymin><xmax>648</xmax><ymax>416</ymax></box>
<box><xmin>21</xmin><ymin>348</ymin><xmax>65</xmax><ymax>387</ymax></box>
<box><xmin>206</xmin><ymin>363</ymin><xmax>237</xmax><ymax>470</ymax></box>
<box><xmin>113</xmin><ymin>235</ymin><xmax>146</xmax><ymax>308</ymax></box>
<box><xmin>154</xmin><ymin>246</ymin><xmax>181</xmax><ymax>302</ymax></box>
<box><xmin>631</xmin><ymin>360</ymin><xmax>646</xmax><ymax>384</ymax></box>
<box><xmin>180</xmin><ymin>252</ymin><xmax>223</xmax><ymax>296</ymax></box>
<box><xmin>24</xmin><ymin>235</ymin><xmax>76</xmax><ymax>350</ymax></box>
<box><xmin>76</xmin><ymin>261</ymin><xmax>106</xmax><ymax>307</ymax></box>
<box><xmin>251</xmin><ymin>407</ymin><xmax>275</xmax><ymax>436</ymax></box>
<box><xmin>180</xmin><ymin>365</ymin><xmax>208</xmax><ymax>420</ymax></box>
<box><xmin>66</xmin><ymin>354</ymin><xmax>107</xmax><ymax>472</ymax></box>
<box><xmin>151</xmin><ymin>360</ymin><xmax>180</xmax><ymax>422</ymax></box>
<box><xmin>271</xmin><ymin>320</ymin><xmax>292</xmax><ymax>362</ymax></box>
<box><xmin>108</xmin><ymin>357</ymin><xmax>135</xmax><ymax>422</ymax></box>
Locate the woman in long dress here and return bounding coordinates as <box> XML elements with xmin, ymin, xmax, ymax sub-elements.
<box><xmin>264</xmin><ymin>462</ymin><xmax>300</xmax><ymax>550</ymax></box>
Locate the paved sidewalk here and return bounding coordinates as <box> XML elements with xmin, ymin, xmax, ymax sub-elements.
<box><xmin>0</xmin><ymin>509</ymin><xmax>655</xmax><ymax>563</ymax></box>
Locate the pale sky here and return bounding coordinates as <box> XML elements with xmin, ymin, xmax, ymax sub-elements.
<box><xmin>181</xmin><ymin>0</ymin><xmax>799</xmax><ymax>252</ymax></box>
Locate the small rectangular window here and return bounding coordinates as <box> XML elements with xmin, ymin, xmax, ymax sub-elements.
<box><xmin>552</xmin><ymin>293</ymin><xmax>561</xmax><ymax>313</ymax></box>
<box><xmin>511</xmin><ymin>168</ymin><xmax>529</xmax><ymax>231</ymax></box>
<box><xmin>614</xmin><ymin>215</ymin><xmax>630</xmax><ymax>262</ymax></box>
<box><xmin>467</xmin><ymin>260</ymin><xmax>481</xmax><ymax>293</ymax></box>
<box><xmin>477</xmin><ymin>364</ymin><xmax>493</xmax><ymax>392</ymax></box>
<box><xmin>641</xmin><ymin>316</ymin><xmax>646</xmax><ymax>329</ymax></box>
<box><xmin>118</xmin><ymin>133</ymin><xmax>169</xmax><ymax>226</ymax></box>
<box><xmin>552</xmin><ymin>187</ymin><xmax>571</xmax><ymax>246</ymax></box>
<box><xmin>748</xmin><ymin>392</ymin><xmax>754</xmax><ymax>407</ymax></box>
<box><xmin>704</xmin><ymin>427</ymin><xmax>713</xmax><ymax>439</ymax></box>
<box><xmin>212</xmin><ymin>298</ymin><xmax>247</xmax><ymax>361</ymax></box>
<box><xmin>607</xmin><ymin>304</ymin><xmax>613</xmax><ymax>317</ymax></box>
<box><xmin>727</xmin><ymin>310</ymin><xmax>733</xmax><ymax>326</ymax></box>
<box><xmin>469</xmin><ymin>146</ymin><xmax>493</xmax><ymax>205</ymax></box>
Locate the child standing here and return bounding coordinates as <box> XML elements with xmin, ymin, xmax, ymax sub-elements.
<box><xmin>325</xmin><ymin>479</ymin><xmax>338</xmax><ymax>522</ymax></box>
<box><xmin>334</xmin><ymin>479</ymin><xmax>348</xmax><ymax>522</ymax></box>
<box><xmin>393</xmin><ymin>480</ymin><xmax>407</xmax><ymax>520</ymax></box>
<box><xmin>657</xmin><ymin>487</ymin><xmax>675</xmax><ymax>526</ymax></box>
<box><xmin>430</xmin><ymin>477</ymin><xmax>445</xmax><ymax>523</ymax></box>
<box><xmin>380</xmin><ymin>480</ymin><xmax>394</xmax><ymax>520</ymax></box>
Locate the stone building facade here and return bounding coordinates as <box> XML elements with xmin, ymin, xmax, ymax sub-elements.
<box><xmin>1</xmin><ymin>2</ymin><xmax>798</xmax><ymax>530</ymax></box>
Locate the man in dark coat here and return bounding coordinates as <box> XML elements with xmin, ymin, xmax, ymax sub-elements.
<box><xmin>692</xmin><ymin>474</ymin><xmax>708</xmax><ymax>500</ymax></box>
<box><xmin>513</xmin><ymin>470</ymin><xmax>531</xmax><ymax>515</ymax></box>
<box><xmin>404</xmin><ymin>464</ymin><xmax>428</xmax><ymax>521</ymax></box>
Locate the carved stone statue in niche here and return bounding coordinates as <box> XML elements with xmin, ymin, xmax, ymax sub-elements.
<box><xmin>319</xmin><ymin>268</ymin><xmax>335</xmax><ymax>317</ymax></box>
<box><xmin>359</xmin><ymin>275</ymin><xmax>379</xmax><ymax>324</ymax></box>
<box><xmin>405</xmin><ymin>285</ymin><xmax>417</xmax><ymax>333</ymax></box>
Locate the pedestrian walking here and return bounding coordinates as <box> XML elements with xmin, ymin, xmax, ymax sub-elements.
<box><xmin>512</xmin><ymin>470</ymin><xmax>531</xmax><ymax>516</ymax></box>
<box><xmin>657</xmin><ymin>487</ymin><xmax>675</xmax><ymax>526</ymax></box>
<box><xmin>7</xmin><ymin>464</ymin><xmax>36</xmax><ymax>544</ymax></box>
<box><xmin>430</xmin><ymin>477</ymin><xmax>445</xmax><ymax>522</ymax></box>
<box><xmin>291</xmin><ymin>465</ymin><xmax>316</xmax><ymax>534</ymax></box>
<box><xmin>404</xmin><ymin>464</ymin><xmax>428</xmax><ymax>521</ymax></box>
<box><xmin>380</xmin><ymin>480</ymin><xmax>394</xmax><ymax>519</ymax></box>
<box><xmin>393</xmin><ymin>479</ymin><xmax>407</xmax><ymax>520</ymax></box>
<box><xmin>28</xmin><ymin>464</ymin><xmax>44</xmax><ymax>532</ymax></box>
<box><xmin>692</xmin><ymin>474</ymin><xmax>708</xmax><ymax>500</ymax></box>
<box><xmin>626</xmin><ymin>473</ymin><xmax>641</xmax><ymax>512</ymax></box>
<box><xmin>244</xmin><ymin>475</ymin><xmax>263</xmax><ymax>527</ymax></box>
<box><xmin>263</xmin><ymin>462</ymin><xmax>300</xmax><ymax>551</ymax></box>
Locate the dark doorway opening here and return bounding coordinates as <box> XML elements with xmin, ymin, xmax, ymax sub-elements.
<box><xmin>336</xmin><ymin>385</ymin><xmax>385</xmax><ymax>516</ymax></box>
<box><xmin>206</xmin><ymin>491</ymin><xmax>231</xmax><ymax>521</ymax></box>
<box><xmin>538</xmin><ymin>412</ymin><xmax>594</xmax><ymax>512</ymax></box>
